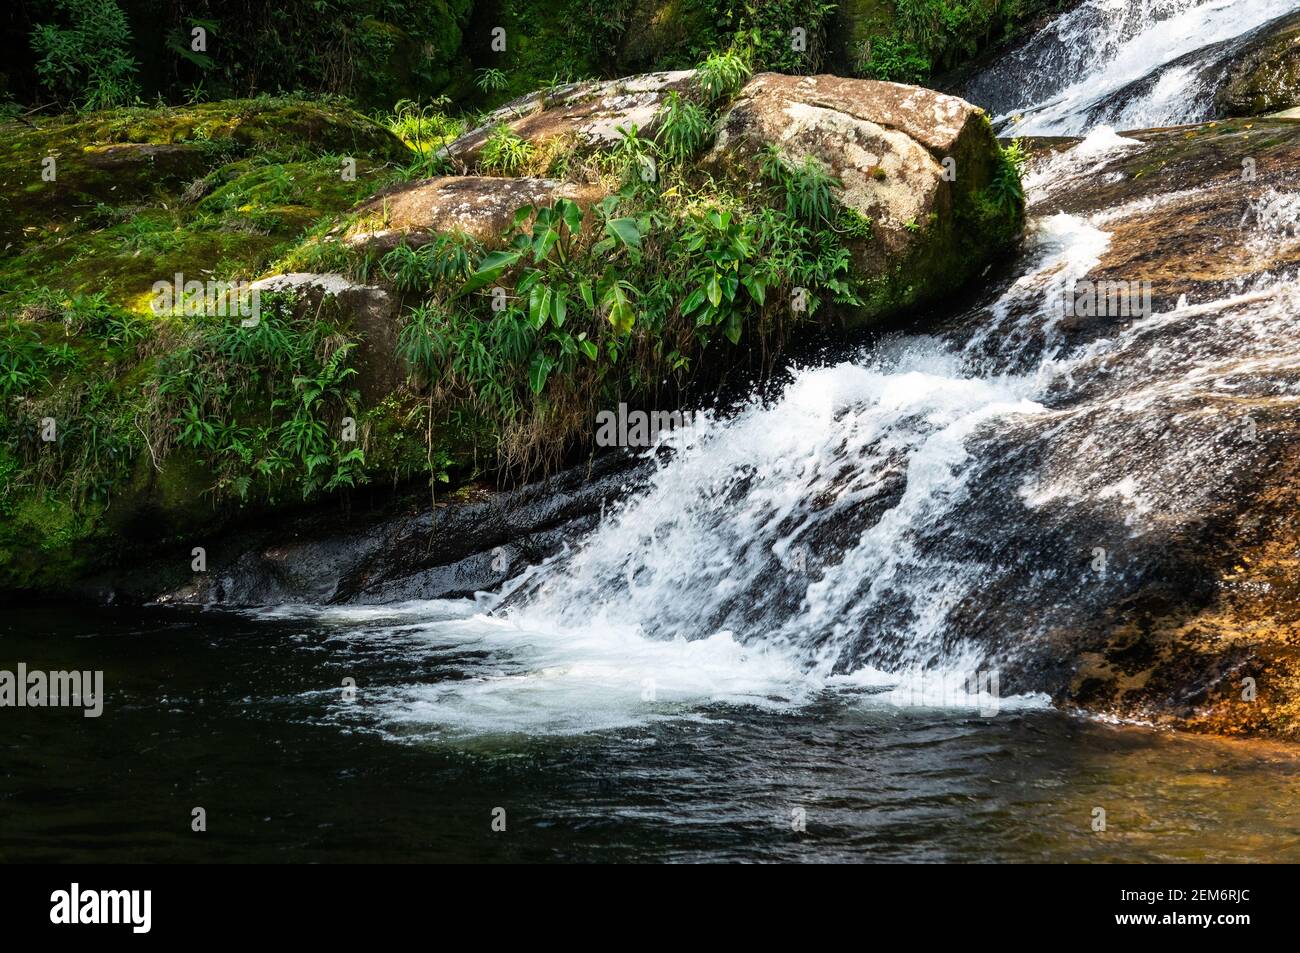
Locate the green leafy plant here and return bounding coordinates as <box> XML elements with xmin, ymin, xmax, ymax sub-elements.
<box><xmin>761</xmin><ymin>147</ymin><xmax>841</xmax><ymax>226</ymax></box>
<box><xmin>836</xmin><ymin>207</ymin><xmax>874</xmax><ymax>241</ymax></box>
<box><xmin>656</xmin><ymin>92</ymin><xmax>711</xmax><ymax>164</ymax></box>
<box><xmin>475</xmin><ymin>68</ymin><xmax>509</xmax><ymax>94</ymax></box>
<box><xmin>385</xmin><ymin>97</ymin><xmax>462</xmax><ymax>153</ymax></box>
<box><xmin>150</xmin><ymin>297</ymin><xmax>365</xmax><ymax>501</ymax></box>
<box><xmin>609</xmin><ymin>124</ymin><xmax>660</xmax><ymax>191</ymax></box>
<box><xmin>694</xmin><ymin>50</ymin><xmax>752</xmax><ymax>102</ymax></box>
<box><xmin>30</xmin><ymin>0</ymin><xmax>140</xmax><ymax>109</ymax></box>
<box><xmin>479</xmin><ymin>125</ymin><xmax>534</xmax><ymax>174</ymax></box>
<box><xmin>678</xmin><ymin>206</ymin><xmax>767</xmax><ymax>345</ymax></box>
<box><xmin>989</xmin><ymin>138</ymin><xmax>1028</xmax><ymax>213</ymax></box>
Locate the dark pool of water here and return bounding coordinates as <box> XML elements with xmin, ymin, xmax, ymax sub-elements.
<box><xmin>3</xmin><ymin>605</ymin><xmax>1299</xmax><ymax>863</ymax></box>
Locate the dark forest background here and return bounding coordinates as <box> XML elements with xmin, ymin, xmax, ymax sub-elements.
<box><xmin>0</xmin><ymin>0</ymin><xmax>1064</xmax><ymax>115</ymax></box>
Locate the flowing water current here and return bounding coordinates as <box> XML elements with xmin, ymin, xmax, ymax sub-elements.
<box><xmin>7</xmin><ymin>1</ymin><xmax>1300</xmax><ymax>862</ymax></box>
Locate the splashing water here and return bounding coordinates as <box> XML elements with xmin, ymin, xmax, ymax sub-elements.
<box><xmin>246</xmin><ymin>126</ymin><xmax>1300</xmax><ymax>741</ymax></box>
<box><xmin>963</xmin><ymin>0</ymin><xmax>1299</xmax><ymax>134</ymax></box>
<box><xmin>236</xmin><ymin>4</ymin><xmax>1300</xmax><ymax>735</ymax></box>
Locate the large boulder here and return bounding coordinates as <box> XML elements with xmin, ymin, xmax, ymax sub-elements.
<box><xmin>1215</xmin><ymin>10</ymin><xmax>1300</xmax><ymax>118</ymax></box>
<box><xmin>441</xmin><ymin>71</ymin><xmax>696</xmax><ymax>171</ymax></box>
<box><xmin>341</xmin><ymin>175</ymin><xmax>606</xmax><ymax>252</ymax></box>
<box><xmin>702</xmin><ymin>73</ymin><xmax>1020</xmax><ymax>327</ymax></box>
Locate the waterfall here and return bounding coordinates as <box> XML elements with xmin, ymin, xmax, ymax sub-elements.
<box><xmin>405</xmin><ymin>122</ymin><xmax>1291</xmax><ymax>735</ymax></box>
<box><xmin>962</xmin><ymin>0</ymin><xmax>1299</xmax><ymax>134</ymax></box>
<box><xmin>284</xmin><ymin>4</ymin><xmax>1300</xmax><ymax>739</ymax></box>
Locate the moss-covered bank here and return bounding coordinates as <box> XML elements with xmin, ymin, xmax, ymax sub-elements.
<box><xmin>0</xmin><ymin>66</ymin><xmax>1022</xmax><ymax>595</ymax></box>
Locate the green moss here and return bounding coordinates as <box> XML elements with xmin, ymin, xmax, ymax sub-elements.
<box><xmin>0</xmin><ymin>98</ymin><xmax>411</xmax><ymax>255</ymax></box>
<box><xmin>1214</xmin><ymin>11</ymin><xmax>1300</xmax><ymax>117</ymax></box>
<box><xmin>0</xmin><ymin>492</ymin><xmax>103</xmax><ymax>590</ymax></box>
<box><xmin>0</xmin><ymin>97</ymin><xmax>410</xmax><ymax>594</ymax></box>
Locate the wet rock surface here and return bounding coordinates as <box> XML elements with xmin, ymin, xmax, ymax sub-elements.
<box><xmin>85</xmin><ymin>451</ymin><xmax>645</xmax><ymax>607</ymax></box>
<box><xmin>1215</xmin><ymin>10</ymin><xmax>1300</xmax><ymax>118</ymax></box>
<box><xmin>974</xmin><ymin>117</ymin><xmax>1300</xmax><ymax>738</ymax></box>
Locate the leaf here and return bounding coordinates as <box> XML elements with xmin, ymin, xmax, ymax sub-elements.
<box><xmin>577</xmin><ymin>336</ymin><xmax>598</xmax><ymax>361</ymax></box>
<box><xmin>741</xmin><ymin>274</ymin><xmax>766</xmax><ymax>305</ymax></box>
<box><xmin>527</xmin><ymin>283</ymin><xmax>547</xmax><ymax>329</ymax></box>
<box><xmin>605</xmin><ymin>216</ymin><xmax>642</xmax><ymax>250</ymax></box>
<box><xmin>532</xmin><ymin>218</ymin><xmax>561</xmax><ymax>261</ymax></box>
<box><xmin>528</xmin><ymin>351</ymin><xmax>553</xmax><ymax>394</ymax></box>
<box><xmin>515</xmin><ymin>268</ymin><xmax>541</xmax><ymax>295</ymax></box>
<box><xmin>510</xmin><ymin>204</ymin><xmax>536</xmax><ymax>230</ymax></box>
<box><xmin>706</xmin><ymin>273</ymin><xmax>722</xmax><ymax>308</ymax></box>
<box><xmin>553</xmin><ymin>290</ymin><xmax>568</xmax><ymax>327</ymax></box>
<box><xmin>721</xmin><ymin>273</ymin><xmax>739</xmax><ymax>302</ymax></box>
<box><xmin>462</xmin><ymin>248</ymin><xmax>523</xmax><ymax>294</ymax></box>
<box><xmin>723</xmin><ymin>313</ymin><xmax>743</xmax><ymax>345</ymax></box>
<box><xmin>578</xmin><ymin>280</ymin><xmax>594</xmax><ymax>310</ymax></box>
<box><xmin>559</xmin><ymin>198</ymin><xmax>583</xmax><ymax>236</ymax></box>
<box><xmin>681</xmin><ymin>286</ymin><xmax>707</xmax><ymax>314</ymax></box>
<box><xmin>602</xmin><ymin>281</ymin><xmax>636</xmax><ymax>335</ymax></box>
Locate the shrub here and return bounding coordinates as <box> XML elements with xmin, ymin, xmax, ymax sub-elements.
<box><xmin>480</xmin><ymin>125</ymin><xmax>534</xmax><ymax>174</ymax></box>
<box><xmin>656</xmin><ymin>92</ymin><xmax>712</xmax><ymax>164</ymax></box>
<box><xmin>694</xmin><ymin>50</ymin><xmax>752</xmax><ymax>103</ymax></box>
<box><xmin>30</xmin><ymin>0</ymin><xmax>139</xmax><ymax>109</ymax></box>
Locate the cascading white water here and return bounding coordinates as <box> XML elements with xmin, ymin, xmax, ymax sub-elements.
<box><xmin>267</xmin><ymin>2</ymin><xmax>1300</xmax><ymax>738</ymax></box>
<box><xmin>259</xmin><ymin>126</ymin><xmax>1300</xmax><ymax>740</ymax></box>
<box><xmin>964</xmin><ymin>0</ymin><xmax>1299</xmax><ymax>134</ymax></box>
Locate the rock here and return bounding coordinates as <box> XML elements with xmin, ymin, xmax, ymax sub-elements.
<box><xmin>0</xmin><ymin>98</ymin><xmax>410</xmax><ymax>253</ymax></box>
<box><xmin>249</xmin><ymin>273</ymin><xmax>403</xmax><ymax>402</ymax></box>
<box><xmin>90</xmin><ymin>451</ymin><xmax>645</xmax><ymax>606</ymax></box>
<box><xmin>1215</xmin><ymin>11</ymin><xmax>1300</xmax><ymax>118</ymax></box>
<box><xmin>441</xmin><ymin>70</ymin><xmax>696</xmax><ymax>171</ymax></box>
<box><xmin>701</xmin><ymin>73</ymin><xmax>1021</xmax><ymax>327</ymax></box>
<box><xmin>341</xmin><ymin>175</ymin><xmax>606</xmax><ymax>252</ymax></box>
<box><xmin>990</xmin><ymin>116</ymin><xmax>1300</xmax><ymax>739</ymax></box>
<box><xmin>1025</xmin><ymin>119</ymin><xmax>1300</xmax><ymax>309</ymax></box>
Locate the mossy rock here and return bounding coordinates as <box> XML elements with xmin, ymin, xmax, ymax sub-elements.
<box><xmin>1215</xmin><ymin>11</ymin><xmax>1300</xmax><ymax>118</ymax></box>
<box><xmin>0</xmin><ymin>104</ymin><xmax>406</xmax><ymax>315</ymax></box>
<box><xmin>0</xmin><ymin>99</ymin><xmax>411</xmax><ymax>254</ymax></box>
<box><xmin>702</xmin><ymin>73</ymin><xmax>1022</xmax><ymax>328</ymax></box>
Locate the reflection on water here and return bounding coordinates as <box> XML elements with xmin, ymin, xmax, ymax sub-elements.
<box><xmin>2</xmin><ymin>605</ymin><xmax>1298</xmax><ymax>863</ymax></box>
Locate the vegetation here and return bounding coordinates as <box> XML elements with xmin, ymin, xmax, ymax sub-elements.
<box><xmin>855</xmin><ymin>0</ymin><xmax>1070</xmax><ymax>84</ymax></box>
<box><xmin>3</xmin><ymin>1</ymin><xmax>1062</xmax><ymax>116</ymax></box>
<box><xmin>361</xmin><ymin>104</ymin><xmax>869</xmax><ymax>476</ymax></box>
<box><xmin>29</xmin><ymin>0</ymin><xmax>140</xmax><ymax>109</ymax></box>
<box><xmin>0</xmin><ymin>1</ymin><xmax>1028</xmax><ymax>590</ymax></box>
